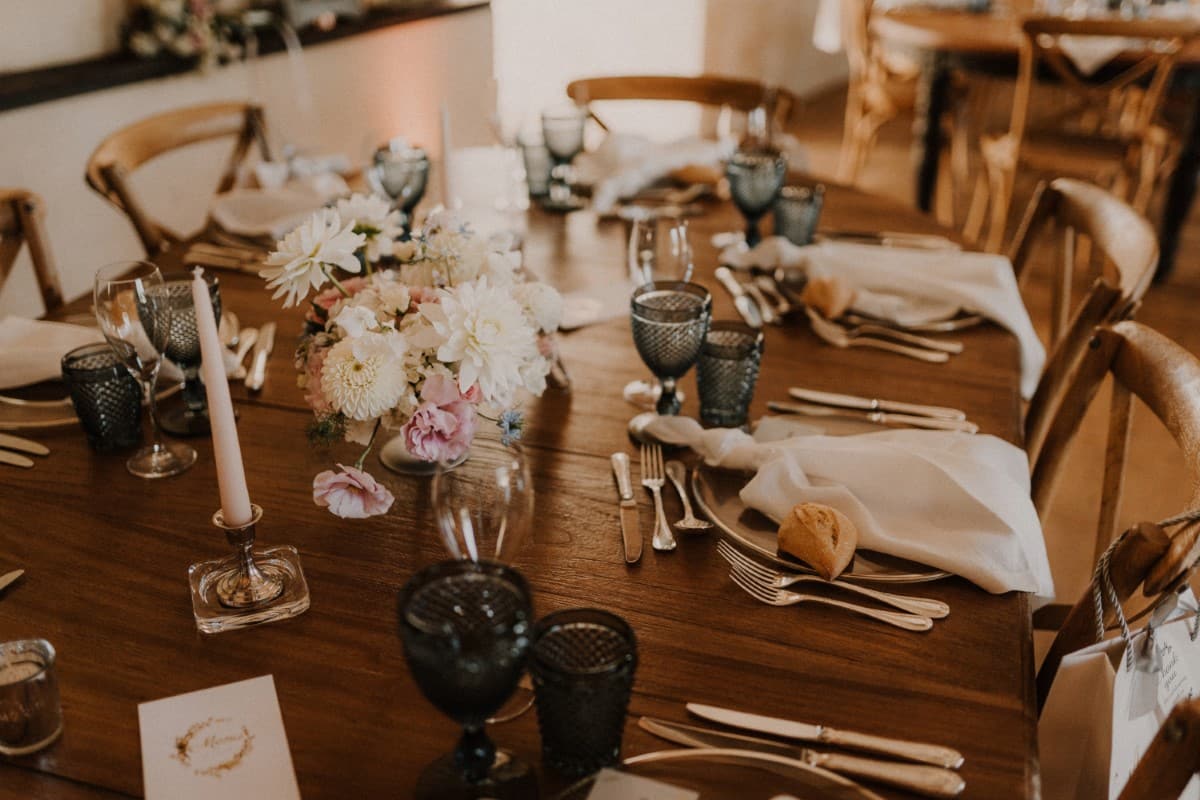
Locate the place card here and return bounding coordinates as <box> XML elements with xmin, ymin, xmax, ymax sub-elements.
<box><xmin>587</xmin><ymin>767</ymin><xmax>699</xmax><ymax>800</ymax></box>
<box><xmin>138</xmin><ymin>675</ymin><xmax>300</xmax><ymax>800</ymax></box>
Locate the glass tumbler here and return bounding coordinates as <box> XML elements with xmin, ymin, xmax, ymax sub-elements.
<box><xmin>61</xmin><ymin>342</ymin><xmax>144</xmax><ymax>452</ymax></box>
<box><xmin>697</xmin><ymin>322</ymin><xmax>765</xmax><ymax>428</ymax></box>
<box><xmin>0</xmin><ymin>639</ymin><xmax>62</xmax><ymax>756</ymax></box>
<box><xmin>530</xmin><ymin>609</ymin><xmax>637</xmax><ymax>778</ymax></box>
<box><xmin>773</xmin><ymin>184</ymin><xmax>825</xmax><ymax>246</ymax></box>
<box><xmin>519</xmin><ymin>135</ymin><xmax>553</xmax><ymax>199</ymax></box>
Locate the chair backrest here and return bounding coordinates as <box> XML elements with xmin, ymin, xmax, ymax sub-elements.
<box><xmin>1118</xmin><ymin>697</ymin><xmax>1200</xmax><ymax>800</ymax></box>
<box><xmin>0</xmin><ymin>189</ymin><xmax>64</xmax><ymax>315</ymax></box>
<box><xmin>841</xmin><ymin>0</ymin><xmax>874</xmax><ymax>81</ymax></box>
<box><xmin>85</xmin><ymin>102</ymin><xmax>271</xmax><ymax>256</ymax></box>
<box><xmin>1033</xmin><ymin>321</ymin><xmax>1200</xmax><ymax>591</ymax></box>
<box><xmin>1018</xmin><ymin>178</ymin><xmax>1157</xmax><ymax>475</ymax></box>
<box><xmin>565</xmin><ymin>75</ymin><xmax>798</xmax><ymax>135</ymax></box>
<box><xmin>1007</xmin><ymin>16</ymin><xmax>1199</xmax><ymax>151</ymax></box>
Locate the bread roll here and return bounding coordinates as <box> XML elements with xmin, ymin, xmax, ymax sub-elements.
<box><xmin>800</xmin><ymin>276</ymin><xmax>856</xmax><ymax>320</ymax></box>
<box><xmin>777</xmin><ymin>503</ymin><xmax>858</xmax><ymax>580</ymax></box>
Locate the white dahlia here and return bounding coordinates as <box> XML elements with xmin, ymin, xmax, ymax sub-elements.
<box><xmin>511</xmin><ymin>282</ymin><xmax>563</xmax><ymax>333</ymax></box>
<box><xmin>335</xmin><ymin>193</ymin><xmax>404</xmax><ymax>262</ymax></box>
<box><xmin>260</xmin><ymin>209</ymin><xmax>364</xmax><ymax>307</ymax></box>
<box><xmin>320</xmin><ymin>331</ymin><xmax>409</xmax><ymax>420</ymax></box>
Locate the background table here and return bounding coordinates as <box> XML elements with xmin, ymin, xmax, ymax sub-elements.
<box><xmin>0</xmin><ymin>184</ymin><xmax>1036</xmax><ymax>798</ymax></box>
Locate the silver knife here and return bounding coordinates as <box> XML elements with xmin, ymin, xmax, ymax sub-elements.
<box><xmin>245</xmin><ymin>321</ymin><xmax>276</xmax><ymax>392</ymax></box>
<box><xmin>0</xmin><ymin>451</ymin><xmax>34</xmax><ymax>469</ymax></box>
<box><xmin>788</xmin><ymin>387</ymin><xmax>967</xmax><ymax>421</ymax></box>
<box><xmin>686</xmin><ymin>703</ymin><xmax>965</xmax><ymax>769</ymax></box>
<box><xmin>0</xmin><ymin>570</ymin><xmax>24</xmax><ymax>593</ymax></box>
<box><xmin>715</xmin><ymin>267</ymin><xmax>763</xmax><ymax>329</ymax></box>
<box><xmin>639</xmin><ymin>717</ymin><xmax>965</xmax><ymax>798</ymax></box>
<box><xmin>0</xmin><ymin>433</ymin><xmax>49</xmax><ymax>456</ymax></box>
<box><xmin>611</xmin><ymin>452</ymin><xmax>642</xmax><ymax>564</ymax></box>
<box><xmin>768</xmin><ymin>401</ymin><xmax>979</xmax><ymax>434</ymax></box>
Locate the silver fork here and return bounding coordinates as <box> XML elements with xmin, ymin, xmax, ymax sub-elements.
<box><xmin>640</xmin><ymin>442</ymin><xmax>677</xmax><ymax>551</ymax></box>
<box><xmin>806</xmin><ymin>308</ymin><xmax>950</xmax><ymax>364</ymax></box>
<box><xmin>728</xmin><ymin>568</ymin><xmax>932</xmax><ymax>632</ymax></box>
<box><xmin>717</xmin><ymin>541</ymin><xmax>949</xmax><ymax>619</ymax></box>
<box><xmin>839</xmin><ymin>319</ymin><xmax>963</xmax><ymax>354</ymax></box>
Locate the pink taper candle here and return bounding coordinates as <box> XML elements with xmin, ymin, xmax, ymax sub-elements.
<box><xmin>191</xmin><ymin>268</ymin><xmax>254</xmax><ymax>527</ymax></box>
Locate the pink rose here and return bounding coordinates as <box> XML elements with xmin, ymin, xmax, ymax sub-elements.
<box><xmin>409</xmin><ymin>286</ymin><xmax>441</xmax><ymax>305</ymax></box>
<box><xmin>401</xmin><ymin>375</ymin><xmax>477</xmax><ymax>462</ymax></box>
<box><xmin>312</xmin><ymin>464</ymin><xmax>394</xmax><ymax>519</ymax></box>
<box><xmin>303</xmin><ymin>347</ymin><xmax>332</xmax><ymax>413</ymax></box>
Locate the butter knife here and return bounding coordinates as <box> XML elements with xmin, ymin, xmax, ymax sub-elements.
<box><xmin>0</xmin><ymin>433</ymin><xmax>50</xmax><ymax>456</ymax></box>
<box><xmin>611</xmin><ymin>452</ymin><xmax>642</xmax><ymax>564</ymax></box>
<box><xmin>0</xmin><ymin>451</ymin><xmax>34</xmax><ymax>469</ymax></box>
<box><xmin>245</xmin><ymin>321</ymin><xmax>276</xmax><ymax>392</ymax></box>
<box><xmin>768</xmin><ymin>401</ymin><xmax>979</xmax><ymax>434</ymax></box>
<box><xmin>686</xmin><ymin>703</ymin><xmax>965</xmax><ymax>769</ymax></box>
<box><xmin>0</xmin><ymin>570</ymin><xmax>24</xmax><ymax>593</ymax></box>
<box><xmin>639</xmin><ymin>718</ymin><xmax>965</xmax><ymax>798</ymax></box>
<box><xmin>788</xmin><ymin>387</ymin><xmax>967</xmax><ymax>421</ymax></box>
<box><xmin>715</xmin><ymin>267</ymin><xmax>763</xmax><ymax>329</ymax></box>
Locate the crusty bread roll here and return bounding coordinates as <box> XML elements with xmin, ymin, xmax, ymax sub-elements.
<box><xmin>777</xmin><ymin>503</ymin><xmax>858</xmax><ymax>580</ymax></box>
<box><xmin>800</xmin><ymin>276</ymin><xmax>856</xmax><ymax>320</ymax></box>
<box><xmin>667</xmin><ymin>163</ymin><xmax>722</xmax><ymax>186</ymax></box>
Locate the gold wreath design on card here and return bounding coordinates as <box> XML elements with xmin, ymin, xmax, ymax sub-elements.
<box><xmin>171</xmin><ymin>716</ymin><xmax>255</xmax><ymax>777</ymax></box>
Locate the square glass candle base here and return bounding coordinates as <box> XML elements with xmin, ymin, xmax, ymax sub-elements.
<box><xmin>188</xmin><ymin>506</ymin><xmax>310</xmax><ymax>634</ymax></box>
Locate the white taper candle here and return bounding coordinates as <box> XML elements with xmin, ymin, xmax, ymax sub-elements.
<box><xmin>191</xmin><ymin>268</ymin><xmax>254</xmax><ymax>527</ymax></box>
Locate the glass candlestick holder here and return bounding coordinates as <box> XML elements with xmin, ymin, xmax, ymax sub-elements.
<box><xmin>188</xmin><ymin>504</ymin><xmax>310</xmax><ymax>634</ymax></box>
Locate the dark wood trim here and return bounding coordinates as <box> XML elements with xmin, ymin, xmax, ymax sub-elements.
<box><xmin>0</xmin><ymin>1</ymin><xmax>489</xmax><ymax>114</ymax></box>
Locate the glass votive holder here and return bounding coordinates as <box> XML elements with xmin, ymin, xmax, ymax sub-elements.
<box><xmin>0</xmin><ymin>639</ymin><xmax>62</xmax><ymax>756</ymax></box>
<box><xmin>697</xmin><ymin>322</ymin><xmax>765</xmax><ymax>428</ymax></box>
<box><xmin>520</xmin><ymin>137</ymin><xmax>553</xmax><ymax>199</ymax></box>
<box><xmin>530</xmin><ymin>608</ymin><xmax>637</xmax><ymax>778</ymax></box>
<box><xmin>773</xmin><ymin>184</ymin><xmax>825</xmax><ymax>246</ymax></box>
<box><xmin>61</xmin><ymin>343</ymin><xmax>144</xmax><ymax>452</ymax></box>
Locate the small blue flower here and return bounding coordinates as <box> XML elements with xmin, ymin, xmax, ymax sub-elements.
<box><xmin>498</xmin><ymin>410</ymin><xmax>523</xmax><ymax>446</ymax></box>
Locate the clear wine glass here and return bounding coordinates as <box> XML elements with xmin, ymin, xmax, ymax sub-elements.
<box><xmin>623</xmin><ymin>218</ymin><xmax>696</xmax><ymax>409</ymax></box>
<box><xmin>93</xmin><ymin>261</ymin><xmax>197</xmax><ymax>478</ymax></box>
<box><xmin>398</xmin><ymin>560</ymin><xmax>537</xmax><ymax>799</ymax></box>
<box><xmin>540</xmin><ymin>104</ymin><xmax>588</xmax><ymax>211</ymax></box>
<box><xmin>367</xmin><ymin>143</ymin><xmax>430</xmax><ymax>237</ymax></box>
<box><xmin>630</xmin><ymin>282</ymin><xmax>712</xmax><ymax>416</ymax></box>
<box><xmin>726</xmin><ymin>149</ymin><xmax>787</xmax><ymax>248</ymax></box>
<box><xmin>432</xmin><ymin>436</ymin><xmax>533</xmax><ymax>565</ymax></box>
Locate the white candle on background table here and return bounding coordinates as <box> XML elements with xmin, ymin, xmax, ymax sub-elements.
<box><xmin>440</xmin><ymin>101</ymin><xmax>454</xmax><ymax>207</ymax></box>
<box><xmin>191</xmin><ymin>268</ymin><xmax>254</xmax><ymax>528</ymax></box>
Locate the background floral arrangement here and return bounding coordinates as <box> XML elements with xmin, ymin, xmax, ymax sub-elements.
<box><xmin>261</xmin><ymin>195</ymin><xmax>563</xmax><ymax>519</ymax></box>
<box><xmin>124</xmin><ymin>0</ymin><xmax>249</xmax><ymax>66</ymax></box>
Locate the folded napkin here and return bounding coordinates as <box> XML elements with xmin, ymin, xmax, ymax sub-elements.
<box><xmin>1057</xmin><ymin>35</ymin><xmax>1130</xmax><ymax>76</ymax></box>
<box><xmin>210</xmin><ymin>174</ymin><xmax>350</xmax><ymax>239</ymax></box>
<box><xmin>723</xmin><ymin>237</ymin><xmax>1046</xmax><ymax>398</ymax></box>
<box><xmin>0</xmin><ymin>317</ymin><xmax>105</xmax><ymax>389</ymax></box>
<box><xmin>576</xmin><ymin>134</ymin><xmax>735</xmax><ymax>214</ymax></box>
<box><xmin>647</xmin><ymin>415</ymin><xmax>1055</xmax><ymax>603</ymax></box>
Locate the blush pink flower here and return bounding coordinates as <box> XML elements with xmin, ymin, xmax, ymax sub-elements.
<box><xmin>409</xmin><ymin>286</ymin><xmax>441</xmax><ymax>305</ymax></box>
<box><xmin>312</xmin><ymin>464</ymin><xmax>394</xmax><ymax>519</ymax></box>
<box><xmin>401</xmin><ymin>374</ymin><xmax>477</xmax><ymax>462</ymax></box>
<box><xmin>307</xmin><ymin>277</ymin><xmax>368</xmax><ymax>325</ymax></box>
<box><xmin>303</xmin><ymin>346</ymin><xmax>332</xmax><ymax>413</ymax></box>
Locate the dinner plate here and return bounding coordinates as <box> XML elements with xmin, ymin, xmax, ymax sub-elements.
<box><xmin>691</xmin><ymin>465</ymin><xmax>949</xmax><ymax>584</ymax></box>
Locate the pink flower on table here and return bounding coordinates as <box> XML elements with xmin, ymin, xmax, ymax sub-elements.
<box><xmin>307</xmin><ymin>278</ymin><xmax>368</xmax><ymax>323</ymax></box>
<box><xmin>312</xmin><ymin>464</ymin><xmax>394</xmax><ymax>519</ymax></box>
<box><xmin>409</xmin><ymin>286</ymin><xmax>441</xmax><ymax>306</ymax></box>
<box><xmin>401</xmin><ymin>374</ymin><xmax>477</xmax><ymax>463</ymax></box>
<box><xmin>302</xmin><ymin>346</ymin><xmax>332</xmax><ymax>413</ymax></box>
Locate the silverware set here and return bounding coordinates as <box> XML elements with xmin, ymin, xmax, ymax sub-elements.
<box><xmin>768</xmin><ymin>385</ymin><xmax>979</xmax><ymax>434</ymax></box>
<box><xmin>183</xmin><ymin>240</ymin><xmax>267</xmax><ymax>274</ymax></box>
<box><xmin>0</xmin><ymin>432</ymin><xmax>49</xmax><ymax>469</ymax></box>
<box><xmin>611</xmin><ymin>444</ymin><xmax>713</xmax><ymax>564</ymax></box>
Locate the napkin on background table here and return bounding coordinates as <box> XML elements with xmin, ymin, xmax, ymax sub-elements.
<box><xmin>0</xmin><ymin>316</ymin><xmax>104</xmax><ymax>389</ymax></box>
<box><xmin>721</xmin><ymin>237</ymin><xmax>1046</xmax><ymax>398</ymax></box>
<box><xmin>647</xmin><ymin>415</ymin><xmax>1055</xmax><ymax>604</ymax></box>
<box><xmin>576</xmin><ymin>134</ymin><xmax>736</xmax><ymax>214</ymax></box>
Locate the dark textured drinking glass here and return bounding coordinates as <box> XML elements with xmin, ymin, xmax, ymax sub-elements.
<box><xmin>773</xmin><ymin>184</ymin><xmax>825</xmax><ymax>246</ymax></box>
<box><xmin>530</xmin><ymin>609</ymin><xmax>637</xmax><ymax>778</ymax></box>
<box><xmin>398</xmin><ymin>560</ymin><xmax>537</xmax><ymax>799</ymax></box>
<box><xmin>153</xmin><ymin>272</ymin><xmax>220</xmax><ymax>437</ymax></box>
<box><xmin>727</xmin><ymin>149</ymin><xmax>787</xmax><ymax>248</ymax></box>
<box><xmin>630</xmin><ymin>282</ymin><xmax>711</xmax><ymax>416</ymax></box>
<box><xmin>540</xmin><ymin>104</ymin><xmax>587</xmax><ymax>210</ymax></box>
<box><xmin>519</xmin><ymin>135</ymin><xmax>553</xmax><ymax>199</ymax></box>
<box><xmin>697</xmin><ymin>322</ymin><xmax>765</xmax><ymax>428</ymax></box>
<box><xmin>61</xmin><ymin>343</ymin><xmax>144</xmax><ymax>452</ymax></box>
<box><xmin>368</xmin><ymin>145</ymin><xmax>430</xmax><ymax>237</ymax></box>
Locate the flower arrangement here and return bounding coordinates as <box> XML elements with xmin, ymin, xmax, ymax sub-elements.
<box><xmin>261</xmin><ymin>195</ymin><xmax>563</xmax><ymax>519</ymax></box>
<box><xmin>124</xmin><ymin>0</ymin><xmax>248</xmax><ymax>67</ymax></box>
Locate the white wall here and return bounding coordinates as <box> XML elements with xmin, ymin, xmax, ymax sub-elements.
<box><xmin>0</xmin><ymin>8</ymin><xmax>495</xmax><ymax>317</ymax></box>
<box><xmin>1</xmin><ymin>0</ymin><xmax>127</xmax><ymax>72</ymax></box>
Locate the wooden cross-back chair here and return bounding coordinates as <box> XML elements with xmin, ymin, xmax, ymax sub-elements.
<box><xmin>0</xmin><ymin>189</ymin><xmax>64</xmax><ymax>315</ymax></box>
<box><xmin>85</xmin><ymin>102</ymin><xmax>271</xmax><ymax>257</ymax></box>
<box><xmin>565</xmin><ymin>75</ymin><xmax>799</xmax><ymax>137</ymax></box>
<box><xmin>1019</xmin><ymin>179</ymin><xmax>1157</xmax><ymax>476</ymax></box>
<box><xmin>966</xmin><ymin>16</ymin><xmax>1200</xmax><ymax>252</ymax></box>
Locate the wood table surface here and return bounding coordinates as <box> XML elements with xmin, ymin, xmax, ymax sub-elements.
<box><xmin>0</xmin><ymin>183</ymin><xmax>1036</xmax><ymax>799</ymax></box>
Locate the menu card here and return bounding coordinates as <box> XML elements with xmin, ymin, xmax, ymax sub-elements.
<box><xmin>587</xmin><ymin>767</ymin><xmax>699</xmax><ymax>800</ymax></box>
<box><xmin>138</xmin><ymin>675</ymin><xmax>300</xmax><ymax>800</ymax></box>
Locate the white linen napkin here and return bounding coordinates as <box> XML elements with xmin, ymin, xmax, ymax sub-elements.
<box><xmin>1057</xmin><ymin>35</ymin><xmax>1129</xmax><ymax>76</ymax></box>
<box><xmin>0</xmin><ymin>317</ymin><xmax>105</xmax><ymax>389</ymax></box>
<box><xmin>576</xmin><ymin>134</ymin><xmax>735</xmax><ymax>214</ymax></box>
<box><xmin>647</xmin><ymin>415</ymin><xmax>1055</xmax><ymax>603</ymax></box>
<box><xmin>722</xmin><ymin>237</ymin><xmax>1046</xmax><ymax>398</ymax></box>
<box><xmin>210</xmin><ymin>174</ymin><xmax>350</xmax><ymax>239</ymax></box>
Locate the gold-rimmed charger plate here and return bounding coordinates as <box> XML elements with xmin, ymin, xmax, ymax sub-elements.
<box><xmin>691</xmin><ymin>465</ymin><xmax>949</xmax><ymax>584</ymax></box>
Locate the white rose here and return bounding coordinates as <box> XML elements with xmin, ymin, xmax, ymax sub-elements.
<box><xmin>512</xmin><ymin>282</ymin><xmax>563</xmax><ymax>333</ymax></box>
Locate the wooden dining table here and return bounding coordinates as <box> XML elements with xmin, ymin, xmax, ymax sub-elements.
<box><xmin>0</xmin><ymin>182</ymin><xmax>1036</xmax><ymax>798</ymax></box>
<box><xmin>873</xmin><ymin>4</ymin><xmax>1200</xmax><ymax>280</ymax></box>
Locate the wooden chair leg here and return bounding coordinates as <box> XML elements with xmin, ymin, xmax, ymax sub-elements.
<box><xmin>984</xmin><ymin>166</ymin><xmax>1013</xmax><ymax>254</ymax></box>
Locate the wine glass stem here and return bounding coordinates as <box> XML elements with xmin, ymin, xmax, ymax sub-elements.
<box><xmin>454</xmin><ymin>724</ymin><xmax>496</xmax><ymax>784</ymax></box>
<box><xmin>745</xmin><ymin>217</ymin><xmax>762</xmax><ymax>248</ymax></box>
<box><xmin>143</xmin><ymin>366</ymin><xmax>169</xmax><ymax>448</ymax></box>
<box><xmin>656</xmin><ymin>377</ymin><xmax>681</xmax><ymax>416</ymax></box>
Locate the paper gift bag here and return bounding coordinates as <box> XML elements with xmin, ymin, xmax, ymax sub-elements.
<box><xmin>1040</xmin><ymin>589</ymin><xmax>1200</xmax><ymax>800</ymax></box>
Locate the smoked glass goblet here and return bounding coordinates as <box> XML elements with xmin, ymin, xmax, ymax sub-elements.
<box><xmin>630</xmin><ymin>282</ymin><xmax>712</xmax><ymax>416</ymax></box>
<box><xmin>726</xmin><ymin>149</ymin><xmax>787</xmax><ymax>248</ymax></box>
<box><xmin>156</xmin><ymin>271</ymin><xmax>221</xmax><ymax>437</ymax></box>
<box><xmin>540</xmin><ymin>104</ymin><xmax>587</xmax><ymax>211</ymax></box>
<box><xmin>398</xmin><ymin>560</ymin><xmax>536</xmax><ymax>800</ymax></box>
<box><xmin>368</xmin><ymin>144</ymin><xmax>430</xmax><ymax>237</ymax></box>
